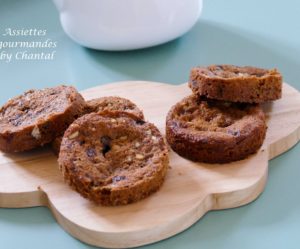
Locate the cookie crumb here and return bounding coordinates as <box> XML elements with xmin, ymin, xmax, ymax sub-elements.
<box><xmin>69</xmin><ymin>131</ymin><xmax>79</xmax><ymax>139</ymax></box>
<box><xmin>136</xmin><ymin>154</ymin><xmax>144</xmax><ymax>160</ymax></box>
<box><xmin>31</xmin><ymin>126</ymin><xmax>41</xmax><ymax>140</ymax></box>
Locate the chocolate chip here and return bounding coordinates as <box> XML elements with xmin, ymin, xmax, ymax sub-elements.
<box><xmin>136</xmin><ymin>119</ymin><xmax>145</xmax><ymax>125</ymax></box>
<box><xmin>20</xmin><ymin>105</ymin><xmax>30</xmax><ymax>113</ymax></box>
<box><xmin>79</xmin><ymin>140</ymin><xmax>85</xmax><ymax>145</ymax></box>
<box><xmin>112</xmin><ymin>175</ymin><xmax>126</xmax><ymax>183</ymax></box>
<box><xmin>86</xmin><ymin>148</ymin><xmax>96</xmax><ymax>157</ymax></box>
<box><xmin>228</xmin><ymin>130</ymin><xmax>240</xmax><ymax>136</ymax></box>
<box><xmin>101</xmin><ymin>136</ymin><xmax>111</xmax><ymax>156</ymax></box>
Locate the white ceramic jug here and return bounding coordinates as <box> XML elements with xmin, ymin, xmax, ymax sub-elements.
<box><xmin>52</xmin><ymin>0</ymin><xmax>203</xmax><ymax>50</ymax></box>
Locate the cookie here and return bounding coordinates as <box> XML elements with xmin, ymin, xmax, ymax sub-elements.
<box><xmin>166</xmin><ymin>95</ymin><xmax>267</xmax><ymax>163</ymax></box>
<box><xmin>0</xmin><ymin>85</ymin><xmax>86</xmax><ymax>153</ymax></box>
<box><xmin>51</xmin><ymin>96</ymin><xmax>145</xmax><ymax>155</ymax></box>
<box><xmin>58</xmin><ymin>112</ymin><xmax>169</xmax><ymax>206</ymax></box>
<box><xmin>189</xmin><ymin>65</ymin><xmax>282</xmax><ymax>103</ymax></box>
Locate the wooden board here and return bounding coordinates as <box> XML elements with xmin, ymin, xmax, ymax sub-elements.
<box><xmin>0</xmin><ymin>81</ymin><xmax>300</xmax><ymax>248</ymax></box>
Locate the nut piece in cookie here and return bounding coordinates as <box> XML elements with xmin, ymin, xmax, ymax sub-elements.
<box><xmin>189</xmin><ymin>65</ymin><xmax>282</xmax><ymax>103</ymax></box>
<box><xmin>166</xmin><ymin>95</ymin><xmax>267</xmax><ymax>163</ymax></box>
<box><xmin>58</xmin><ymin>112</ymin><xmax>169</xmax><ymax>206</ymax></box>
<box><xmin>0</xmin><ymin>85</ymin><xmax>86</xmax><ymax>153</ymax></box>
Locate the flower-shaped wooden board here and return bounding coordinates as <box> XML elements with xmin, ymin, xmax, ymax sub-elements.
<box><xmin>0</xmin><ymin>81</ymin><xmax>299</xmax><ymax>248</ymax></box>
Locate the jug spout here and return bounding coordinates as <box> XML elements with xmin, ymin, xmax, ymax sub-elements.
<box><xmin>52</xmin><ymin>0</ymin><xmax>65</xmax><ymax>12</ymax></box>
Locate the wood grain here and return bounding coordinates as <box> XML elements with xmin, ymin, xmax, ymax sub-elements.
<box><xmin>0</xmin><ymin>81</ymin><xmax>299</xmax><ymax>248</ymax></box>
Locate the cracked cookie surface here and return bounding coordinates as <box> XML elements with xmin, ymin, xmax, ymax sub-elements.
<box><xmin>166</xmin><ymin>95</ymin><xmax>267</xmax><ymax>163</ymax></box>
<box><xmin>0</xmin><ymin>85</ymin><xmax>85</xmax><ymax>152</ymax></box>
<box><xmin>58</xmin><ymin>112</ymin><xmax>169</xmax><ymax>206</ymax></box>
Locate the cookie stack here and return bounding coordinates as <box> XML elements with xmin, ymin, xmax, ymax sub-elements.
<box><xmin>0</xmin><ymin>86</ymin><xmax>169</xmax><ymax>206</ymax></box>
<box><xmin>166</xmin><ymin>65</ymin><xmax>282</xmax><ymax>163</ymax></box>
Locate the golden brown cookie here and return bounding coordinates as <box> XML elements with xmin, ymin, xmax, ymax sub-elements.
<box><xmin>0</xmin><ymin>85</ymin><xmax>85</xmax><ymax>153</ymax></box>
<box><xmin>51</xmin><ymin>96</ymin><xmax>145</xmax><ymax>155</ymax></box>
<box><xmin>58</xmin><ymin>112</ymin><xmax>169</xmax><ymax>206</ymax></box>
<box><xmin>166</xmin><ymin>95</ymin><xmax>267</xmax><ymax>163</ymax></box>
<box><xmin>189</xmin><ymin>65</ymin><xmax>282</xmax><ymax>103</ymax></box>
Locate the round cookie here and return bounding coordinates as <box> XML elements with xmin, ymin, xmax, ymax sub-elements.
<box><xmin>51</xmin><ymin>96</ymin><xmax>145</xmax><ymax>155</ymax></box>
<box><xmin>58</xmin><ymin>112</ymin><xmax>169</xmax><ymax>206</ymax></box>
<box><xmin>189</xmin><ymin>65</ymin><xmax>282</xmax><ymax>103</ymax></box>
<box><xmin>0</xmin><ymin>85</ymin><xmax>86</xmax><ymax>153</ymax></box>
<box><xmin>166</xmin><ymin>95</ymin><xmax>267</xmax><ymax>163</ymax></box>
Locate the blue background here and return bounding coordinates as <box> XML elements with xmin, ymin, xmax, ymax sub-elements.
<box><xmin>0</xmin><ymin>0</ymin><xmax>299</xmax><ymax>248</ymax></box>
